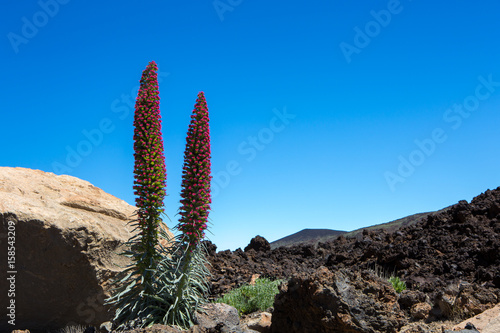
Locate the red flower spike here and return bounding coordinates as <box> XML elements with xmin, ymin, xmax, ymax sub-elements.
<box><xmin>132</xmin><ymin>61</ymin><xmax>166</xmax><ymax>262</ymax></box>
<box><xmin>177</xmin><ymin>92</ymin><xmax>212</xmax><ymax>245</ymax></box>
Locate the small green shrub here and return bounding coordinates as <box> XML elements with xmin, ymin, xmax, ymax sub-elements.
<box><xmin>388</xmin><ymin>276</ymin><xmax>407</xmax><ymax>293</ymax></box>
<box><xmin>217</xmin><ymin>278</ymin><xmax>282</xmax><ymax>315</ymax></box>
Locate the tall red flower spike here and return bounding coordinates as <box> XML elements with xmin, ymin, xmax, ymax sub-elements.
<box><xmin>178</xmin><ymin>91</ymin><xmax>212</xmax><ymax>246</ymax></box>
<box><xmin>132</xmin><ymin>61</ymin><xmax>166</xmax><ymax>261</ymax></box>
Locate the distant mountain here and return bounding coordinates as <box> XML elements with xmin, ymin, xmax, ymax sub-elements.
<box><xmin>270</xmin><ymin>229</ymin><xmax>347</xmax><ymax>249</ymax></box>
<box><xmin>270</xmin><ymin>208</ymin><xmax>451</xmax><ymax>249</ymax></box>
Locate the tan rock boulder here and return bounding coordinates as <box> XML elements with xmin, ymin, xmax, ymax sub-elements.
<box><xmin>0</xmin><ymin>167</ymin><xmax>173</xmax><ymax>332</ymax></box>
<box><xmin>453</xmin><ymin>302</ymin><xmax>500</xmax><ymax>333</ymax></box>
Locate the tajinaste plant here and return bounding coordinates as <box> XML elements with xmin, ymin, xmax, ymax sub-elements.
<box><xmin>106</xmin><ymin>61</ymin><xmax>170</xmax><ymax>329</ymax></box>
<box><xmin>155</xmin><ymin>91</ymin><xmax>212</xmax><ymax>327</ymax></box>
<box><xmin>178</xmin><ymin>91</ymin><xmax>212</xmax><ymax>246</ymax></box>
<box><xmin>106</xmin><ymin>69</ymin><xmax>212</xmax><ymax>329</ymax></box>
<box><xmin>132</xmin><ymin>60</ymin><xmax>166</xmax><ymax>286</ymax></box>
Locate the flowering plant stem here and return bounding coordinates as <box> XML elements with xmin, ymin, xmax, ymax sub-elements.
<box><xmin>106</xmin><ymin>61</ymin><xmax>169</xmax><ymax>329</ymax></box>
<box><xmin>106</xmin><ymin>74</ymin><xmax>212</xmax><ymax>331</ymax></box>
<box><xmin>132</xmin><ymin>61</ymin><xmax>166</xmax><ymax>295</ymax></box>
<box><xmin>171</xmin><ymin>91</ymin><xmax>212</xmax><ymax>317</ymax></box>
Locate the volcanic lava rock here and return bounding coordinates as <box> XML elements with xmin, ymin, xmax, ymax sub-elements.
<box><xmin>244</xmin><ymin>235</ymin><xmax>271</xmax><ymax>252</ymax></box>
<box><xmin>271</xmin><ymin>266</ymin><xmax>407</xmax><ymax>333</ymax></box>
<box><xmin>209</xmin><ymin>187</ymin><xmax>500</xmax><ymax>311</ymax></box>
<box><xmin>207</xmin><ymin>187</ymin><xmax>500</xmax><ymax>332</ymax></box>
<box><xmin>194</xmin><ymin>303</ymin><xmax>240</xmax><ymax>332</ymax></box>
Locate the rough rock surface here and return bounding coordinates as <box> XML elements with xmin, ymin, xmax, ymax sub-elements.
<box><xmin>193</xmin><ymin>303</ymin><xmax>240</xmax><ymax>331</ymax></box>
<box><xmin>0</xmin><ymin>167</ymin><xmax>173</xmax><ymax>332</ymax></box>
<box><xmin>244</xmin><ymin>236</ymin><xmax>271</xmax><ymax>253</ymax></box>
<box><xmin>453</xmin><ymin>303</ymin><xmax>500</xmax><ymax>333</ymax></box>
<box><xmin>208</xmin><ymin>188</ymin><xmax>500</xmax><ymax>309</ymax></box>
<box><xmin>241</xmin><ymin>311</ymin><xmax>272</xmax><ymax>333</ymax></box>
<box><xmin>444</xmin><ymin>322</ymin><xmax>480</xmax><ymax>333</ymax></box>
<box><xmin>271</xmin><ymin>266</ymin><xmax>407</xmax><ymax>333</ymax></box>
<box><xmin>205</xmin><ymin>187</ymin><xmax>500</xmax><ymax>331</ymax></box>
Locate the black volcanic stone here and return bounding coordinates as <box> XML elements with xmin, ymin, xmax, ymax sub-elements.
<box><xmin>244</xmin><ymin>235</ymin><xmax>271</xmax><ymax>252</ymax></box>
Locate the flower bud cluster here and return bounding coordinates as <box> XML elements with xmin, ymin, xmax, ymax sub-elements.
<box><xmin>178</xmin><ymin>92</ymin><xmax>212</xmax><ymax>246</ymax></box>
<box><xmin>132</xmin><ymin>61</ymin><xmax>166</xmax><ymax>230</ymax></box>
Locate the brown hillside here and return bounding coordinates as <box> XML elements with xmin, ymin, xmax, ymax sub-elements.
<box><xmin>270</xmin><ymin>228</ymin><xmax>346</xmax><ymax>249</ymax></box>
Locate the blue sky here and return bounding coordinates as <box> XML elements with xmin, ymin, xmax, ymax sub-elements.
<box><xmin>2</xmin><ymin>1</ymin><xmax>500</xmax><ymax>251</ymax></box>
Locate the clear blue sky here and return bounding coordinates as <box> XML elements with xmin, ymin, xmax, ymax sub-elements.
<box><xmin>2</xmin><ymin>1</ymin><xmax>500</xmax><ymax>251</ymax></box>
